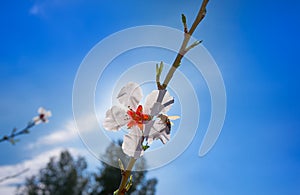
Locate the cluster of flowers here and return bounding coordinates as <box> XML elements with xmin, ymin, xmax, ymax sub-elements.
<box><xmin>103</xmin><ymin>82</ymin><xmax>178</xmax><ymax>158</ymax></box>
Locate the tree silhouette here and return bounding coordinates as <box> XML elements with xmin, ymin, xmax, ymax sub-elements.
<box><xmin>19</xmin><ymin>150</ymin><xmax>89</xmax><ymax>195</ymax></box>
<box><xmin>19</xmin><ymin>144</ymin><xmax>157</xmax><ymax>195</ymax></box>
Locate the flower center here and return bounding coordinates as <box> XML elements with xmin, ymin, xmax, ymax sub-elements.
<box><xmin>39</xmin><ymin>114</ymin><xmax>45</xmax><ymax>121</ymax></box>
<box><xmin>127</xmin><ymin>105</ymin><xmax>151</xmax><ymax>130</ymax></box>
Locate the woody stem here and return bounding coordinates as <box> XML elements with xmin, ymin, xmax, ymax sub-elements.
<box><xmin>117</xmin><ymin>157</ymin><xmax>136</xmax><ymax>195</ymax></box>
<box><xmin>161</xmin><ymin>0</ymin><xmax>209</xmax><ymax>90</ymax></box>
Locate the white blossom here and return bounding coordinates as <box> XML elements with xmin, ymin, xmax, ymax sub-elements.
<box><xmin>116</xmin><ymin>82</ymin><xmax>142</xmax><ymax>110</ymax></box>
<box><xmin>102</xmin><ymin>82</ymin><xmax>175</xmax><ymax>158</ymax></box>
<box><xmin>33</xmin><ymin>107</ymin><xmax>52</xmax><ymax>125</ymax></box>
<box><xmin>122</xmin><ymin>126</ymin><xmax>144</xmax><ymax>158</ymax></box>
<box><xmin>103</xmin><ymin>106</ymin><xmax>129</xmax><ymax>131</ymax></box>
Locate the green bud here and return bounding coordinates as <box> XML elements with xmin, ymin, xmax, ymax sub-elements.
<box><xmin>125</xmin><ymin>175</ymin><xmax>133</xmax><ymax>191</ymax></box>
<box><xmin>118</xmin><ymin>159</ymin><xmax>125</xmax><ymax>172</ymax></box>
<box><xmin>142</xmin><ymin>145</ymin><xmax>150</xmax><ymax>151</ymax></box>
<box><xmin>159</xmin><ymin>61</ymin><xmax>164</xmax><ymax>73</ymax></box>
<box><xmin>181</xmin><ymin>14</ymin><xmax>187</xmax><ymax>24</ymax></box>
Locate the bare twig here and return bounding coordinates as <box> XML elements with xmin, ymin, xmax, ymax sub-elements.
<box><xmin>0</xmin><ymin>107</ymin><xmax>51</xmax><ymax>145</ymax></box>
<box><xmin>161</xmin><ymin>0</ymin><xmax>209</xmax><ymax>89</ymax></box>
<box><xmin>156</xmin><ymin>62</ymin><xmax>164</xmax><ymax>89</ymax></box>
<box><xmin>116</xmin><ymin>157</ymin><xmax>136</xmax><ymax>195</ymax></box>
<box><xmin>181</xmin><ymin>14</ymin><xmax>188</xmax><ymax>33</ymax></box>
<box><xmin>188</xmin><ymin>0</ymin><xmax>209</xmax><ymax>36</ymax></box>
<box><xmin>0</xmin><ymin>168</ymin><xmax>30</xmax><ymax>183</ymax></box>
<box><xmin>185</xmin><ymin>40</ymin><xmax>203</xmax><ymax>53</ymax></box>
<box><xmin>0</xmin><ymin>123</ymin><xmax>34</xmax><ymax>144</ymax></box>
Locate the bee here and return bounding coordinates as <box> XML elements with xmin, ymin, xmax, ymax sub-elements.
<box><xmin>158</xmin><ymin>114</ymin><xmax>180</xmax><ymax>134</ymax></box>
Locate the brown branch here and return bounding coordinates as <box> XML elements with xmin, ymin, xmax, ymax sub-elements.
<box><xmin>161</xmin><ymin>0</ymin><xmax>209</xmax><ymax>89</ymax></box>
<box><xmin>188</xmin><ymin>0</ymin><xmax>209</xmax><ymax>36</ymax></box>
<box><xmin>116</xmin><ymin>157</ymin><xmax>136</xmax><ymax>195</ymax></box>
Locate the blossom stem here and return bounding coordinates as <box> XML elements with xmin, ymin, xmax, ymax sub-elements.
<box><xmin>117</xmin><ymin>157</ymin><xmax>137</xmax><ymax>195</ymax></box>
<box><xmin>116</xmin><ymin>1</ymin><xmax>210</xmax><ymax>193</ymax></box>
<box><xmin>0</xmin><ymin>122</ymin><xmax>35</xmax><ymax>144</ymax></box>
<box><xmin>161</xmin><ymin>0</ymin><xmax>209</xmax><ymax>89</ymax></box>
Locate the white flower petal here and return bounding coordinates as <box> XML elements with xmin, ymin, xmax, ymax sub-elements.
<box><xmin>45</xmin><ymin>110</ymin><xmax>52</xmax><ymax>117</ymax></box>
<box><xmin>117</xmin><ymin>82</ymin><xmax>143</xmax><ymax>110</ymax></box>
<box><xmin>34</xmin><ymin>107</ymin><xmax>52</xmax><ymax>124</ymax></box>
<box><xmin>38</xmin><ymin>107</ymin><xmax>45</xmax><ymax>114</ymax></box>
<box><xmin>103</xmin><ymin>106</ymin><xmax>129</xmax><ymax>131</ymax></box>
<box><xmin>144</xmin><ymin>90</ymin><xmax>174</xmax><ymax>115</ymax></box>
<box><xmin>147</xmin><ymin>119</ymin><xmax>170</xmax><ymax>145</ymax></box>
<box><xmin>32</xmin><ymin>116</ymin><xmax>41</xmax><ymax>125</ymax></box>
<box><xmin>122</xmin><ymin>127</ymin><xmax>144</xmax><ymax>158</ymax></box>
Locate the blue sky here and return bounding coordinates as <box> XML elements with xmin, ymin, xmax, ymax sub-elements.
<box><xmin>1</xmin><ymin>0</ymin><xmax>300</xmax><ymax>194</ymax></box>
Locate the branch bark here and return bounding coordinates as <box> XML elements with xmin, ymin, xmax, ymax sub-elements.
<box><xmin>161</xmin><ymin>0</ymin><xmax>209</xmax><ymax>89</ymax></box>
<box><xmin>116</xmin><ymin>157</ymin><xmax>136</xmax><ymax>195</ymax></box>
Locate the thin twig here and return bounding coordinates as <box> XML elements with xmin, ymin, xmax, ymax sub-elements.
<box><xmin>0</xmin><ymin>168</ymin><xmax>30</xmax><ymax>183</ymax></box>
<box><xmin>161</xmin><ymin>0</ymin><xmax>209</xmax><ymax>89</ymax></box>
<box><xmin>0</xmin><ymin>123</ymin><xmax>34</xmax><ymax>144</ymax></box>
<box><xmin>188</xmin><ymin>0</ymin><xmax>209</xmax><ymax>36</ymax></box>
<box><xmin>156</xmin><ymin>62</ymin><xmax>164</xmax><ymax>89</ymax></box>
<box><xmin>116</xmin><ymin>157</ymin><xmax>136</xmax><ymax>195</ymax></box>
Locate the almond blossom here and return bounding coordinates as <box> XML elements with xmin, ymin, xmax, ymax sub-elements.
<box><xmin>32</xmin><ymin>107</ymin><xmax>52</xmax><ymax>125</ymax></box>
<box><xmin>1</xmin><ymin>107</ymin><xmax>52</xmax><ymax>144</ymax></box>
<box><xmin>103</xmin><ymin>82</ymin><xmax>175</xmax><ymax>158</ymax></box>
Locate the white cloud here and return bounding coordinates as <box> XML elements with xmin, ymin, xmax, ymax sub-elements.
<box><xmin>29</xmin><ymin>0</ymin><xmax>81</xmax><ymax>16</ymax></box>
<box><xmin>29</xmin><ymin>4</ymin><xmax>42</xmax><ymax>15</ymax></box>
<box><xmin>27</xmin><ymin>119</ymin><xmax>77</xmax><ymax>149</ymax></box>
<box><xmin>27</xmin><ymin>112</ymin><xmax>103</xmax><ymax>149</ymax></box>
<box><xmin>0</xmin><ymin>147</ymin><xmax>85</xmax><ymax>195</ymax></box>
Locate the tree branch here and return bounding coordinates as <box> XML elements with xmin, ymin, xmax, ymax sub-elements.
<box><xmin>188</xmin><ymin>0</ymin><xmax>209</xmax><ymax>36</ymax></box>
<box><xmin>116</xmin><ymin>157</ymin><xmax>136</xmax><ymax>195</ymax></box>
<box><xmin>0</xmin><ymin>107</ymin><xmax>51</xmax><ymax>144</ymax></box>
<box><xmin>161</xmin><ymin>0</ymin><xmax>209</xmax><ymax>89</ymax></box>
<box><xmin>0</xmin><ymin>123</ymin><xmax>34</xmax><ymax>144</ymax></box>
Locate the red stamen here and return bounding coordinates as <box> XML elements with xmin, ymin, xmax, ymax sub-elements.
<box><xmin>127</xmin><ymin>105</ymin><xmax>151</xmax><ymax>130</ymax></box>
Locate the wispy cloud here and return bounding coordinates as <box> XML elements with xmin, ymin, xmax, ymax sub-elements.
<box><xmin>27</xmin><ymin>119</ymin><xmax>78</xmax><ymax>149</ymax></box>
<box><xmin>0</xmin><ymin>147</ymin><xmax>84</xmax><ymax>194</ymax></box>
<box><xmin>29</xmin><ymin>0</ymin><xmax>50</xmax><ymax>16</ymax></box>
<box><xmin>27</xmin><ymin>113</ymin><xmax>102</xmax><ymax>149</ymax></box>
<box><xmin>29</xmin><ymin>0</ymin><xmax>80</xmax><ymax>16</ymax></box>
<box><xmin>29</xmin><ymin>4</ymin><xmax>43</xmax><ymax>16</ymax></box>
